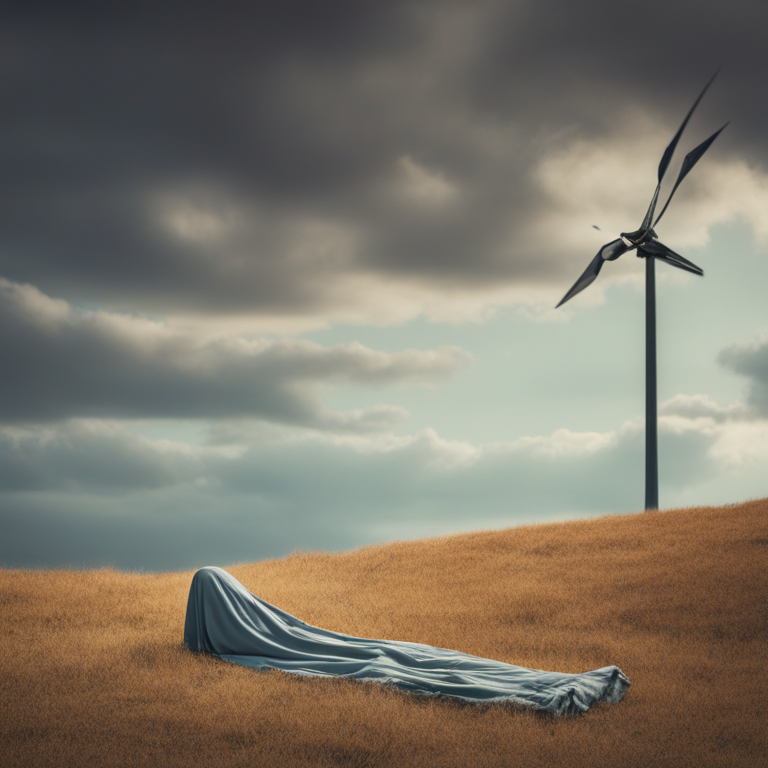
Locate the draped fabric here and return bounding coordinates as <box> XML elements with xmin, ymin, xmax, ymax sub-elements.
<box><xmin>184</xmin><ymin>567</ymin><xmax>630</xmax><ymax>716</ymax></box>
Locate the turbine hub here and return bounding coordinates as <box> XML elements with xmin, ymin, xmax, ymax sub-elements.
<box><xmin>620</xmin><ymin>227</ymin><xmax>657</xmax><ymax>247</ymax></box>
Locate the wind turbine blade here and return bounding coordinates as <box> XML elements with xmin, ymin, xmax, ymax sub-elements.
<box><xmin>652</xmin><ymin>122</ymin><xmax>728</xmax><ymax>227</ymax></box>
<box><xmin>652</xmin><ymin>252</ymin><xmax>704</xmax><ymax>276</ymax></box>
<box><xmin>639</xmin><ymin>184</ymin><xmax>661</xmax><ymax>233</ymax></box>
<box><xmin>640</xmin><ymin>241</ymin><xmax>704</xmax><ymax>276</ymax></box>
<box><xmin>555</xmin><ymin>253</ymin><xmax>605</xmax><ymax>308</ymax></box>
<box><xmin>639</xmin><ymin>71</ymin><xmax>720</xmax><ymax>232</ymax></box>
<box><xmin>657</xmin><ymin>71</ymin><xmax>719</xmax><ymax>185</ymax></box>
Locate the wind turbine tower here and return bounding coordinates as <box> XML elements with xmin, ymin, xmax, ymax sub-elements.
<box><xmin>556</xmin><ymin>74</ymin><xmax>727</xmax><ymax>510</ymax></box>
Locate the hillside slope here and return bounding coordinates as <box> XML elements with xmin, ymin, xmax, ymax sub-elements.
<box><xmin>2</xmin><ymin>500</ymin><xmax>767</xmax><ymax>767</ymax></box>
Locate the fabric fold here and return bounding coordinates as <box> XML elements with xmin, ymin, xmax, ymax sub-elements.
<box><xmin>184</xmin><ymin>566</ymin><xmax>630</xmax><ymax>716</ymax></box>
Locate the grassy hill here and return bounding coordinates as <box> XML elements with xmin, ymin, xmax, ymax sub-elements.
<box><xmin>2</xmin><ymin>499</ymin><xmax>767</xmax><ymax>767</ymax></box>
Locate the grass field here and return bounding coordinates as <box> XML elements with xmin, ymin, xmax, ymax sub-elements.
<box><xmin>2</xmin><ymin>499</ymin><xmax>767</xmax><ymax>767</ymax></box>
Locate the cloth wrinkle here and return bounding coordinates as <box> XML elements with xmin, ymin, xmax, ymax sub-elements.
<box><xmin>184</xmin><ymin>566</ymin><xmax>630</xmax><ymax>716</ymax></box>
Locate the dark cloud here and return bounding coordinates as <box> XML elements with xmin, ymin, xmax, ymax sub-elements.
<box><xmin>0</xmin><ymin>420</ymin><xmax>203</xmax><ymax>492</ymax></box>
<box><xmin>719</xmin><ymin>334</ymin><xmax>768</xmax><ymax>415</ymax></box>
<box><xmin>0</xmin><ymin>277</ymin><xmax>470</xmax><ymax>424</ymax></box>
<box><xmin>0</xmin><ymin>0</ymin><xmax>758</xmax><ymax>319</ymax></box>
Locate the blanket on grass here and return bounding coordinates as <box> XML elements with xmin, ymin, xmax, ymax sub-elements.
<box><xmin>184</xmin><ymin>566</ymin><xmax>630</xmax><ymax>716</ymax></box>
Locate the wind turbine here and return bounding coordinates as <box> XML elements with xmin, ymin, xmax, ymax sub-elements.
<box><xmin>556</xmin><ymin>74</ymin><xmax>728</xmax><ymax>511</ymax></box>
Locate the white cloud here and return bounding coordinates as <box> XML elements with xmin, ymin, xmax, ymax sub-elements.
<box><xmin>532</xmin><ymin>113</ymin><xmax>768</xmax><ymax>308</ymax></box>
<box><xmin>659</xmin><ymin>393</ymin><xmax>751</xmax><ymax>422</ymax></box>
<box><xmin>394</xmin><ymin>155</ymin><xmax>459</xmax><ymax>206</ymax></box>
<box><xmin>0</xmin><ymin>277</ymin><xmax>69</xmax><ymax>328</ymax></box>
<box><xmin>512</xmin><ymin>427</ymin><xmax>616</xmax><ymax>458</ymax></box>
<box><xmin>4</xmin><ymin>389</ymin><xmax>763</xmax><ymax>499</ymax></box>
<box><xmin>705</xmin><ymin>420</ymin><xmax>768</xmax><ymax>469</ymax></box>
<box><xmin>2</xmin><ymin>382</ymin><xmax>766</xmax><ymax>570</ymax></box>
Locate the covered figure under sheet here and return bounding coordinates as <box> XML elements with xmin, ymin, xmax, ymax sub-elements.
<box><xmin>184</xmin><ymin>566</ymin><xmax>630</xmax><ymax>716</ymax></box>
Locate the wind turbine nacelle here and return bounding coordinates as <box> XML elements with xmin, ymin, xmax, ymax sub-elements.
<box><xmin>600</xmin><ymin>239</ymin><xmax>630</xmax><ymax>261</ymax></box>
<box><xmin>620</xmin><ymin>227</ymin><xmax>658</xmax><ymax>246</ymax></box>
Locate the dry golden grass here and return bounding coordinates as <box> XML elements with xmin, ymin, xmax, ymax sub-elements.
<box><xmin>1</xmin><ymin>499</ymin><xmax>767</xmax><ymax>767</ymax></box>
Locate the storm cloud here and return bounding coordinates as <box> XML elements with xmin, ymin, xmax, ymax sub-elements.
<box><xmin>1</xmin><ymin>0</ymin><xmax>765</xmax><ymax>326</ymax></box>
<box><xmin>0</xmin><ymin>277</ymin><xmax>470</xmax><ymax>426</ymax></box>
<box><xmin>719</xmin><ymin>333</ymin><xmax>768</xmax><ymax>416</ymax></box>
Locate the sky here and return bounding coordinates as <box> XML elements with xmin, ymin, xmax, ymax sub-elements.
<box><xmin>2</xmin><ymin>0</ymin><xmax>768</xmax><ymax>571</ymax></box>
